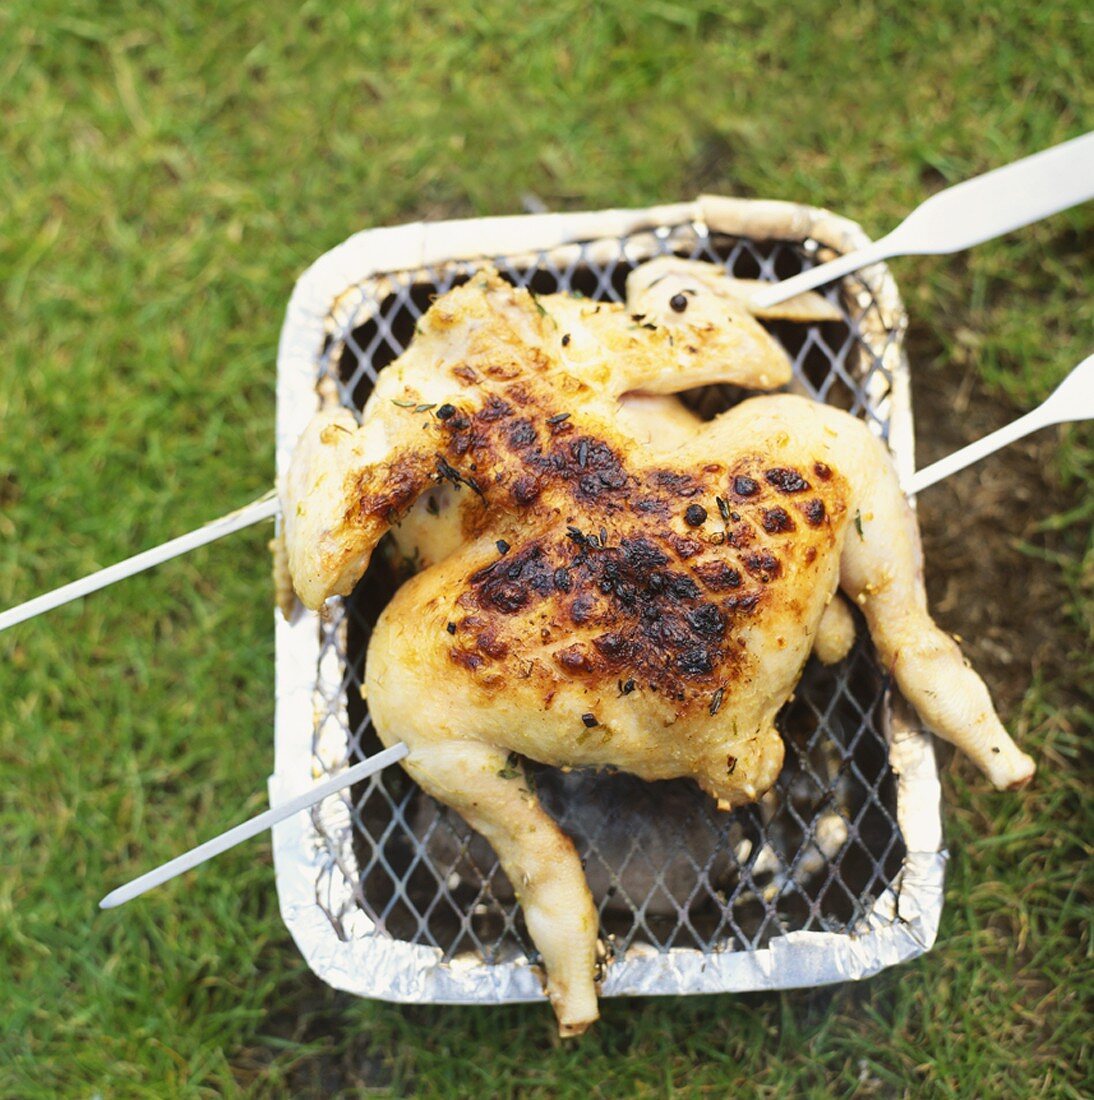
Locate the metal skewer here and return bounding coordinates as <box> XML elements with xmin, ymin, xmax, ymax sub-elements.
<box><xmin>0</xmin><ymin>493</ymin><xmax>279</xmax><ymax>634</ymax></box>
<box><xmin>99</xmin><ymin>742</ymin><xmax>409</xmax><ymax>909</ymax></box>
<box><xmin>753</xmin><ymin>131</ymin><xmax>1094</xmax><ymax>309</ymax></box>
<box><xmin>904</xmin><ymin>354</ymin><xmax>1093</xmax><ymax>495</ymax></box>
<box><xmin>4</xmin><ymin>359</ymin><xmax>1091</xmax><ymax>637</ymax></box>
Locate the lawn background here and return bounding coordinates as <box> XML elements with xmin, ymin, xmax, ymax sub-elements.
<box><xmin>1</xmin><ymin>2</ymin><xmax>1091</xmax><ymax>1096</ymax></box>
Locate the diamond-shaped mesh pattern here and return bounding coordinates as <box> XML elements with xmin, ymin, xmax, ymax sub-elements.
<box><xmin>307</xmin><ymin>223</ymin><xmax>906</xmax><ymax>968</ymax></box>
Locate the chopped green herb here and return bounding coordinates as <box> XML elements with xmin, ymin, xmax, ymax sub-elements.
<box><xmin>398</xmin><ymin>545</ymin><xmax>421</xmax><ymax>574</ymax></box>
<box><xmin>435</xmin><ymin>455</ymin><xmax>485</xmax><ymax>501</ymax></box>
<box><xmin>415</xmin><ymin>403</ymin><xmax>436</xmax><ymax>413</ymax></box>
<box><xmin>497</xmin><ymin>752</ymin><xmax>521</xmax><ymax>780</ymax></box>
<box><xmin>710</xmin><ymin>687</ymin><xmax>725</xmax><ymax>716</ymax></box>
<box><xmin>391</xmin><ymin>399</ymin><xmax>417</xmax><ymax>408</ymax></box>
<box><xmin>854</xmin><ymin>510</ymin><xmax>865</xmax><ymax>540</ymax></box>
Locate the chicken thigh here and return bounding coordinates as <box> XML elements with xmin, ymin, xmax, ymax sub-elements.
<box><xmin>281</xmin><ymin>259</ymin><xmax>1034</xmax><ymax>1035</ymax></box>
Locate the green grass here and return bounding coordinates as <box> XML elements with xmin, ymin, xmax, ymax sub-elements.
<box><xmin>1</xmin><ymin>1</ymin><xmax>1091</xmax><ymax>1095</ymax></box>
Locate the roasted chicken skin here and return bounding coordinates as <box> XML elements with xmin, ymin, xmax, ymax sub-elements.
<box><xmin>281</xmin><ymin>259</ymin><xmax>1034</xmax><ymax>1036</ymax></box>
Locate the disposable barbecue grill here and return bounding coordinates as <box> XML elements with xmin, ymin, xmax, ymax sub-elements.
<box><xmin>1</xmin><ymin>140</ymin><xmax>1083</xmax><ymax>1018</ymax></box>
<box><xmin>2</xmin><ymin>138</ymin><xmax>1086</xmax><ymax>1016</ymax></box>
<box><xmin>269</xmin><ymin>197</ymin><xmax>947</xmax><ymax>1005</ymax></box>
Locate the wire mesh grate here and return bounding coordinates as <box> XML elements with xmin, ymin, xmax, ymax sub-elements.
<box><xmin>306</xmin><ymin>223</ymin><xmax>906</xmax><ymax>970</ymax></box>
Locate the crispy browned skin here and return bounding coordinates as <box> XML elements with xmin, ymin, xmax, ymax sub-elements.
<box><xmin>417</xmin><ymin>405</ymin><xmax>847</xmax><ymax>709</ymax></box>
<box><xmin>282</xmin><ymin>260</ymin><xmax>1034</xmax><ymax>1037</ymax></box>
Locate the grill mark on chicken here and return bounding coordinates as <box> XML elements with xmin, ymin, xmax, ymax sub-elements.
<box><xmin>665</xmin><ymin>533</ymin><xmax>703</xmax><ymax>559</ymax></box>
<box><xmin>555</xmin><ymin>642</ymin><xmax>595</xmax><ymax>673</ymax></box>
<box><xmin>349</xmin><ymin>456</ymin><xmax>429</xmax><ymax>525</ymax></box>
<box><xmin>694</xmin><ymin>561</ymin><xmax>742</xmax><ymax>590</ymax></box>
<box><xmin>449</xmin><ymin>647</ymin><xmax>485</xmax><ymax>671</ymax></box>
<box><xmin>764</xmin><ymin>467</ymin><xmax>811</xmax><ymax>493</ymax></box>
<box><xmin>506</xmin><ymin>419</ymin><xmax>538</xmax><ymax>448</ymax></box>
<box><xmin>477</xmin><ymin>395</ymin><xmax>514</xmax><ymax>422</ymax></box>
<box><xmin>651</xmin><ymin>470</ymin><xmax>703</xmax><ymax>497</ymax></box>
<box><xmin>801</xmin><ymin>498</ymin><xmax>827</xmax><ymax>526</ymax></box>
<box><xmin>743</xmin><ymin>549</ymin><xmax>781</xmax><ymax>581</ymax></box>
<box><xmin>686</xmin><ymin>604</ymin><xmax>726</xmax><ymax>637</ymax></box>
<box><xmin>761</xmin><ymin>506</ymin><xmax>794</xmax><ymax>533</ymax></box>
<box><xmin>726</xmin><ymin>592</ymin><xmax>761</xmax><ymax>612</ymax></box>
<box><xmin>462</xmin><ymin>515</ymin><xmax>784</xmax><ymax>701</ymax></box>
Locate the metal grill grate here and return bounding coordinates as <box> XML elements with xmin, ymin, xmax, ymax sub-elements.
<box><xmin>304</xmin><ymin>224</ymin><xmax>906</xmax><ymax>970</ymax></box>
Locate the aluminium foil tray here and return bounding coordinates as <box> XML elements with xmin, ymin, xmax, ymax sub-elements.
<box><xmin>270</xmin><ymin>196</ymin><xmax>944</xmax><ymax>1007</ymax></box>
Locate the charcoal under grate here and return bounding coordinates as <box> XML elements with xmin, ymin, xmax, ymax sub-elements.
<box><xmin>305</xmin><ymin>225</ymin><xmax>903</xmax><ymax>967</ymax></box>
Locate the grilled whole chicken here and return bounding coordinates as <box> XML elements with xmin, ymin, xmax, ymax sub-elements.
<box><xmin>281</xmin><ymin>258</ymin><xmax>1034</xmax><ymax>1036</ymax></box>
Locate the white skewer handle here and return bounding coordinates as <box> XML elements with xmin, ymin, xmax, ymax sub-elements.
<box><xmin>754</xmin><ymin>131</ymin><xmax>1094</xmax><ymax>308</ymax></box>
<box><xmin>751</xmin><ymin>239</ymin><xmax>893</xmax><ymax>308</ymax></box>
<box><xmin>99</xmin><ymin>742</ymin><xmax>409</xmax><ymax>909</ymax></box>
<box><xmin>0</xmin><ymin>494</ymin><xmax>280</xmax><ymax>634</ymax></box>
<box><xmin>905</xmin><ymin>410</ymin><xmax>1043</xmax><ymax>495</ymax></box>
<box><xmin>905</xmin><ymin>353</ymin><xmax>1093</xmax><ymax>496</ymax></box>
